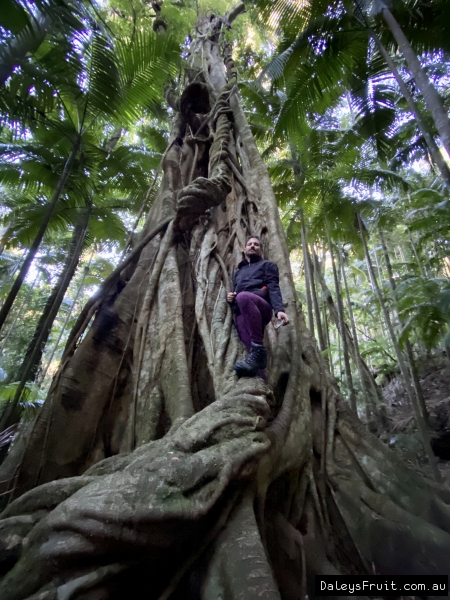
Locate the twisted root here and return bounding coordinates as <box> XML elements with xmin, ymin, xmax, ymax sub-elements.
<box><xmin>175</xmin><ymin>87</ymin><xmax>234</xmax><ymax>232</ymax></box>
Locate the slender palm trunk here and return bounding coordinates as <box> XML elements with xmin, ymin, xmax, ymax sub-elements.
<box><xmin>444</xmin><ymin>257</ymin><xmax>450</xmax><ymax>278</ymax></box>
<box><xmin>318</xmin><ymin>241</ymin><xmax>333</xmax><ymax>374</ymax></box>
<box><xmin>365</xmin><ymin>249</ymin><xmax>377</xmax><ymax>291</ymax></box>
<box><xmin>323</xmin><ymin>299</ymin><xmax>333</xmax><ymax>375</ymax></box>
<box><xmin>338</xmin><ymin>244</ymin><xmax>383</xmax><ymax>424</ymax></box>
<box><xmin>363</xmin><ymin>240</ymin><xmax>389</xmax><ymax>341</ymax></box>
<box><xmin>313</xmin><ymin>245</ymin><xmax>380</xmax><ymax>420</ymax></box>
<box><xmin>379</xmin><ymin>3</ymin><xmax>450</xmax><ymax>158</ymax></box>
<box><xmin>359</xmin><ymin>213</ymin><xmax>440</xmax><ymax>481</ymax></box>
<box><xmin>378</xmin><ymin>225</ymin><xmax>428</xmax><ymax>420</ymax></box>
<box><xmin>301</xmin><ymin>218</ymin><xmax>315</xmax><ymax>336</ymax></box>
<box><xmin>0</xmin><ymin>274</ymin><xmax>38</xmax><ymax>354</ymax></box>
<box><xmin>290</xmin><ymin>145</ymin><xmax>315</xmax><ymax>337</ymax></box>
<box><xmin>0</xmin><ymin>138</ymin><xmax>80</xmax><ymax>333</ymax></box>
<box><xmin>370</xmin><ymin>30</ymin><xmax>450</xmax><ymax>190</ymax></box>
<box><xmin>0</xmin><ymin>206</ymin><xmax>90</xmax><ymax>434</ymax></box>
<box><xmin>373</xmin><ymin>245</ymin><xmax>383</xmax><ymax>284</ymax></box>
<box><xmin>407</xmin><ymin>226</ymin><xmax>426</xmax><ymax>277</ymax></box>
<box><xmin>17</xmin><ymin>206</ymin><xmax>91</xmax><ymax>381</ymax></box>
<box><xmin>327</xmin><ymin>229</ymin><xmax>357</xmax><ymax>413</ymax></box>
<box><xmin>307</xmin><ymin>243</ymin><xmax>327</xmax><ymax>355</ymax></box>
<box><xmin>337</xmin><ymin>323</ymin><xmax>343</xmax><ymax>384</ymax></box>
<box><xmin>38</xmin><ymin>262</ymin><xmax>91</xmax><ymax>387</ymax></box>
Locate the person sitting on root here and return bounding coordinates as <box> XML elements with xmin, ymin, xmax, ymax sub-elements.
<box><xmin>227</xmin><ymin>236</ymin><xmax>290</xmax><ymax>377</ymax></box>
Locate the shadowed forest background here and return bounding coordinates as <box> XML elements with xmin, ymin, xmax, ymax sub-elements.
<box><xmin>0</xmin><ymin>0</ymin><xmax>450</xmax><ymax>598</ymax></box>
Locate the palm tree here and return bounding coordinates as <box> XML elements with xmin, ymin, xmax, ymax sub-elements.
<box><xmin>266</xmin><ymin>106</ymin><xmax>390</xmax><ymax>416</ymax></box>
<box><xmin>372</xmin><ymin>0</ymin><xmax>450</xmax><ymax>157</ymax></box>
<box><xmin>357</xmin><ymin>209</ymin><xmax>441</xmax><ymax>480</ymax></box>
<box><xmin>0</xmin><ymin>0</ymin><xmax>92</xmax><ymax>87</ymax></box>
<box><xmin>0</xmin><ymin>17</ymin><xmax>179</xmax><ymax>331</ymax></box>
<box><xmin>250</xmin><ymin>0</ymin><xmax>450</xmax><ymax>187</ymax></box>
<box><xmin>0</xmin><ymin>120</ymin><xmax>164</xmax><ymax>435</ymax></box>
<box><xmin>368</xmin><ymin>29</ymin><xmax>450</xmax><ymax>189</ymax></box>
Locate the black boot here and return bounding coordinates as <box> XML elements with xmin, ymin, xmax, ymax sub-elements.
<box><xmin>234</xmin><ymin>342</ymin><xmax>267</xmax><ymax>377</ymax></box>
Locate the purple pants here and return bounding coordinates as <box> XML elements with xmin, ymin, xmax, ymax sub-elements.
<box><xmin>235</xmin><ymin>291</ymin><xmax>273</xmax><ymax>350</ymax></box>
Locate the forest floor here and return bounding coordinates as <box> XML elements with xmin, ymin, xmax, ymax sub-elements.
<box><xmin>380</xmin><ymin>355</ymin><xmax>450</xmax><ymax>484</ymax></box>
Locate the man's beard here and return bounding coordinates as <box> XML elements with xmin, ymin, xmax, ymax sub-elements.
<box><xmin>248</xmin><ymin>253</ymin><xmax>261</xmax><ymax>263</ymax></box>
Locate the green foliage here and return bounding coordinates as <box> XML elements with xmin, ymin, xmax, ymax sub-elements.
<box><xmin>0</xmin><ymin>381</ymin><xmax>45</xmax><ymax>419</ymax></box>
<box><xmin>239</xmin><ymin>0</ymin><xmax>450</xmax><ymax>389</ymax></box>
<box><xmin>0</xmin><ymin>0</ymin><xmax>450</xmax><ymax>425</ymax></box>
<box><xmin>0</xmin><ymin>0</ymin><xmax>188</xmax><ymax>404</ymax></box>
<box><xmin>397</xmin><ymin>276</ymin><xmax>450</xmax><ymax>349</ymax></box>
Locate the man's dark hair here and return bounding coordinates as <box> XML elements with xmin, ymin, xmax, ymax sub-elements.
<box><xmin>245</xmin><ymin>236</ymin><xmax>261</xmax><ymax>244</ymax></box>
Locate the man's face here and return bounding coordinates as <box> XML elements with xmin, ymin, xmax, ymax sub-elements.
<box><xmin>244</xmin><ymin>237</ymin><xmax>261</xmax><ymax>260</ymax></box>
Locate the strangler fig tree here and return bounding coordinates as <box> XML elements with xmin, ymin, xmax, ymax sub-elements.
<box><xmin>0</xmin><ymin>4</ymin><xmax>450</xmax><ymax>599</ymax></box>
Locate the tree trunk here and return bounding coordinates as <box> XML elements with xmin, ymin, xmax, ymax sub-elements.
<box><xmin>1</xmin><ymin>8</ymin><xmax>450</xmax><ymax>599</ymax></box>
<box><xmin>326</xmin><ymin>229</ymin><xmax>357</xmax><ymax>414</ymax></box>
<box><xmin>0</xmin><ymin>206</ymin><xmax>91</xmax><ymax>436</ymax></box>
<box><xmin>307</xmin><ymin>242</ymin><xmax>327</xmax><ymax>359</ymax></box>
<box><xmin>313</xmin><ymin>244</ymin><xmax>380</xmax><ymax>420</ymax></box>
<box><xmin>300</xmin><ymin>218</ymin><xmax>315</xmax><ymax>336</ymax></box>
<box><xmin>322</xmin><ymin>291</ymin><xmax>333</xmax><ymax>375</ymax></box>
<box><xmin>289</xmin><ymin>145</ymin><xmax>316</xmax><ymax>339</ymax></box>
<box><xmin>0</xmin><ymin>138</ymin><xmax>80</xmax><ymax>334</ymax></box>
<box><xmin>38</xmin><ymin>262</ymin><xmax>91</xmax><ymax>388</ymax></box>
<box><xmin>369</xmin><ymin>29</ymin><xmax>450</xmax><ymax>190</ymax></box>
<box><xmin>358</xmin><ymin>213</ymin><xmax>440</xmax><ymax>481</ymax></box>
<box><xmin>378</xmin><ymin>225</ymin><xmax>428</xmax><ymax>420</ymax></box>
<box><xmin>407</xmin><ymin>225</ymin><xmax>426</xmax><ymax>277</ymax></box>
<box><xmin>379</xmin><ymin>3</ymin><xmax>450</xmax><ymax>158</ymax></box>
<box><xmin>0</xmin><ymin>274</ymin><xmax>38</xmax><ymax>355</ymax></box>
<box><xmin>314</xmin><ymin>246</ymin><xmax>384</xmax><ymax>399</ymax></box>
<box><xmin>338</xmin><ymin>243</ymin><xmax>384</xmax><ymax>426</ymax></box>
<box><xmin>373</xmin><ymin>244</ymin><xmax>383</xmax><ymax>283</ymax></box>
<box><xmin>18</xmin><ymin>207</ymin><xmax>91</xmax><ymax>382</ymax></box>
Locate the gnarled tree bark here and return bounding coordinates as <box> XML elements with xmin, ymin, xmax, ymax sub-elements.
<box><xmin>0</xmin><ymin>6</ymin><xmax>450</xmax><ymax>599</ymax></box>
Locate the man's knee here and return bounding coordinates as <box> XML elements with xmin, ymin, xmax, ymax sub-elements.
<box><xmin>236</xmin><ymin>291</ymin><xmax>254</xmax><ymax>307</ymax></box>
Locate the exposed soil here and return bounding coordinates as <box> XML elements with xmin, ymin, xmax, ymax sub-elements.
<box><xmin>379</xmin><ymin>355</ymin><xmax>450</xmax><ymax>483</ymax></box>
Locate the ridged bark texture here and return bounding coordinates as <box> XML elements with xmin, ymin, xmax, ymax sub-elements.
<box><xmin>0</xmin><ymin>7</ymin><xmax>450</xmax><ymax>600</ymax></box>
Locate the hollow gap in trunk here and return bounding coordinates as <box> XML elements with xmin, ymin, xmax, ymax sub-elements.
<box><xmin>265</xmin><ymin>470</ymin><xmax>297</xmax><ymax>515</ymax></box>
<box><xmin>310</xmin><ymin>388</ymin><xmax>322</xmax><ymax>405</ymax></box>
<box><xmin>260</xmin><ymin>226</ymin><xmax>268</xmax><ymax>255</ymax></box>
<box><xmin>180</xmin><ymin>82</ymin><xmax>211</xmax><ymax>114</ymax></box>
<box><xmin>431</xmin><ymin>432</ymin><xmax>450</xmax><ymax>460</ymax></box>
<box><xmin>155</xmin><ymin>398</ymin><xmax>171</xmax><ymax>440</ymax></box>
<box><xmin>191</xmin><ymin>339</ymin><xmax>216</xmax><ymax>412</ymax></box>
<box><xmin>273</xmin><ymin>371</ymin><xmax>289</xmax><ymax>413</ymax></box>
<box><xmin>298</xmin><ymin>511</ymin><xmax>308</xmax><ymax>535</ymax></box>
<box><xmin>196</xmin><ymin>140</ymin><xmax>211</xmax><ymax>176</ymax></box>
<box><xmin>310</xmin><ymin>388</ymin><xmax>323</xmax><ymax>458</ymax></box>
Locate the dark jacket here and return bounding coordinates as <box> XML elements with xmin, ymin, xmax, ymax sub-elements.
<box><xmin>233</xmin><ymin>255</ymin><xmax>285</xmax><ymax>315</ymax></box>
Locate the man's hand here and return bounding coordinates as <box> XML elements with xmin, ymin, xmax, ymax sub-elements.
<box><xmin>227</xmin><ymin>292</ymin><xmax>237</xmax><ymax>304</ymax></box>
<box><xmin>276</xmin><ymin>311</ymin><xmax>290</xmax><ymax>325</ymax></box>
